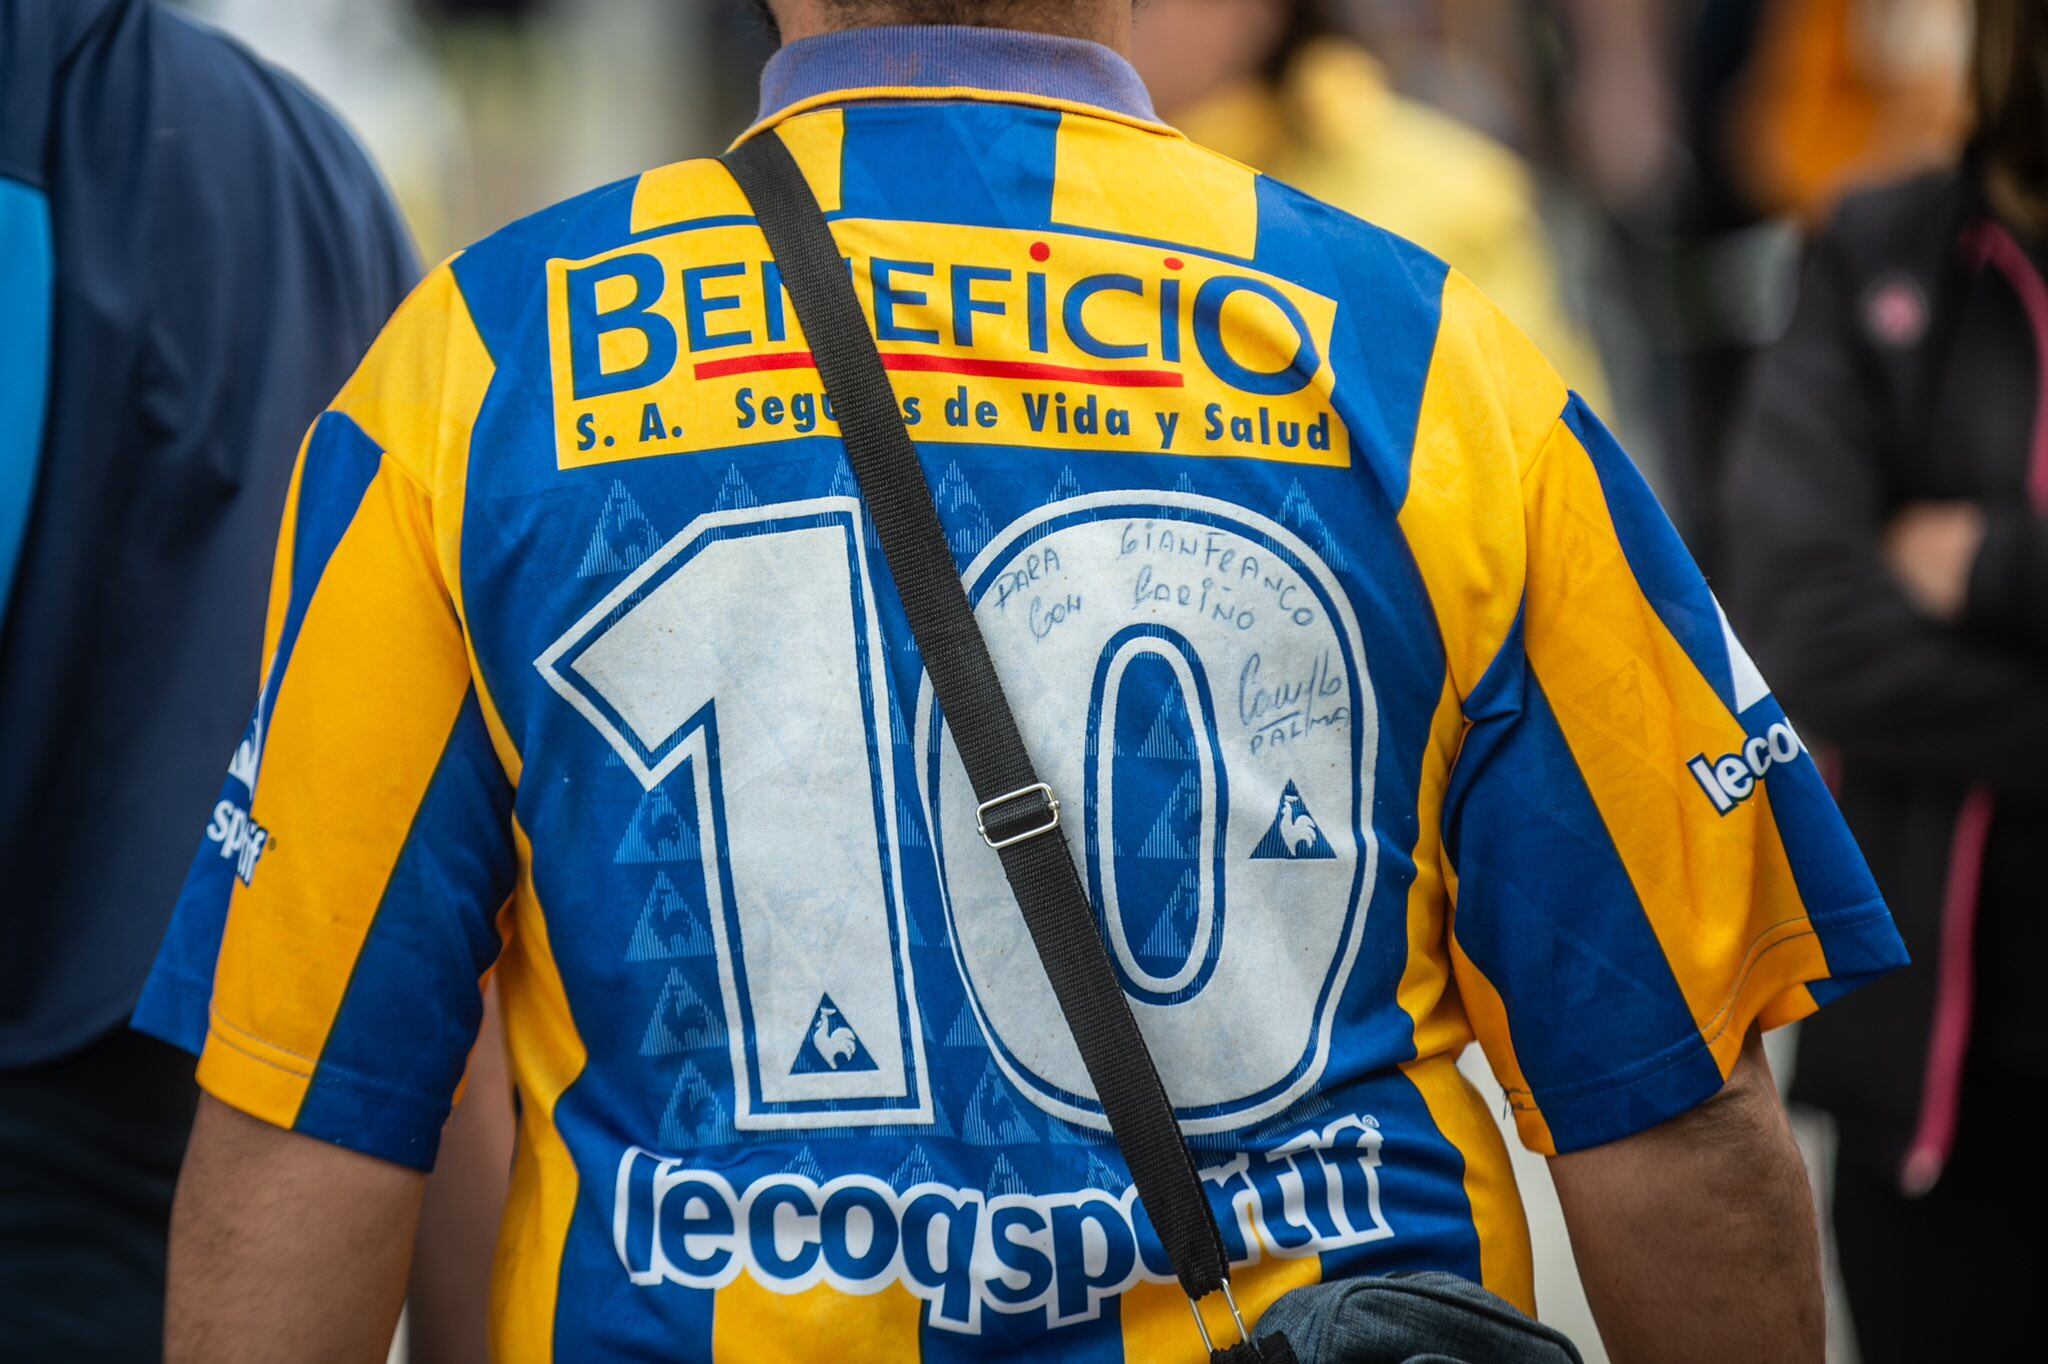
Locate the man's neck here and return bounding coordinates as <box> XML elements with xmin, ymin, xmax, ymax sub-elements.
<box><xmin>772</xmin><ymin>4</ymin><xmax>1133</xmax><ymax>57</ymax></box>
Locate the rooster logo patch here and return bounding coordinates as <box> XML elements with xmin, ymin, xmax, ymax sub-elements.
<box><xmin>790</xmin><ymin>994</ymin><xmax>879</xmax><ymax>1075</ymax></box>
<box><xmin>1252</xmin><ymin>781</ymin><xmax>1336</xmax><ymax>860</ymax></box>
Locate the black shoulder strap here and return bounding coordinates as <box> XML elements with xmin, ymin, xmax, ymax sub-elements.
<box><xmin>722</xmin><ymin>130</ymin><xmax>1288</xmax><ymax>1359</ymax></box>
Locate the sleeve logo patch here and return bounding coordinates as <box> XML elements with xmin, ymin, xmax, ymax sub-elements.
<box><xmin>1687</xmin><ymin>719</ymin><xmax>1806</xmax><ymax>815</ymax></box>
<box><xmin>205</xmin><ymin>799</ymin><xmax>271</xmax><ymax>885</ymax></box>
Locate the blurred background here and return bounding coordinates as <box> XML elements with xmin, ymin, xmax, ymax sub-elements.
<box><xmin>154</xmin><ymin>2</ymin><xmax>1986</xmax><ymax>1360</ymax></box>
<box><xmin>168</xmin><ymin>0</ymin><xmax>1973</xmax><ymax>547</ymax></box>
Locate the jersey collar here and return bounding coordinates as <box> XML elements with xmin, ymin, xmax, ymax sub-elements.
<box><xmin>753</xmin><ymin>24</ymin><xmax>1162</xmax><ymax>130</ymax></box>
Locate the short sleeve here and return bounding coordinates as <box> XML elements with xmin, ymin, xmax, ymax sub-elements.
<box><xmin>1443</xmin><ymin>393</ymin><xmax>1907</xmax><ymax>1155</ymax></box>
<box><xmin>133</xmin><ymin>267</ymin><xmax>512</xmax><ymax>1170</ymax></box>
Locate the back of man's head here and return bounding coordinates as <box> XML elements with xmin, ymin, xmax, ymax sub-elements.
<box><xmin>758</xmin><ymin>1</ymin><xmax>1127</xmax><ymax>46</ymax></box>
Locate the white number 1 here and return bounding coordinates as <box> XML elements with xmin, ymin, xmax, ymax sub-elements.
<box><xmin>537</xmin><ymin>498</ymin><xmax>932</xmax><ymax>1130</ymax></box>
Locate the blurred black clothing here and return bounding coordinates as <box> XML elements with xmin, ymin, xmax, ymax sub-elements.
<box><xmin>0</xmin><ymin>0</ymin><xmax>418</xmax><ymax>1067</ymax></box>
<box><xmin>0</xmin><ymin>1029</ymin><xmax>196</xmax><ymax>1362</ymax></box>
<box><xmin>416</xmin><ymin>0</ymin><xmax>549</xmax><ymax>18</ymax></box>
<box><xmin>1828</xmin><ymin>1060</ymin><xmax>2045</xmax><ymax>1363</ymax></box>
<box><xmin>1725</xmin><ymin>168</ymin><xmax>2048</xmax><ymax>1190</ymax></box>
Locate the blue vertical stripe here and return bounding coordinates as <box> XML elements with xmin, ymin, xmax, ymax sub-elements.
<box><xmin>0</xmin><ymin>177</ymin><xmax>53</xmax><ymax>635</ymax></box>
<box><xmin>1446</xmin><ymin>626</ymin><xmax>1724</xmax><ymax>1152</ymax></box>
<box><xmin>1739</xmin><ymin>697</ymin><xmax>1896</xmax><ymax>972</ymax></box>
<box><xmin>293</xmin><ymin>690</ymin><xmax>516</xmax><ymax>1168</ymax></box>
<box><xmin>838</xmin><ymin>103</ymin><xmax>1059</xmax><ymax>228</ymax></box>
<box><xmin>1562</xmin><ymin>392</ymin><xmax>1900</xmax><ymax>1004</ymax></box>
<box><xmin>1253</xmin><ymin>179</ymin><xmax>1447</xmax><ymax>513</ymax></box>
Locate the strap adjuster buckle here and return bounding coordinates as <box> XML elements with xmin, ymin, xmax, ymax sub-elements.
<box><xmin>1187</xmin><ymin>1280</ymin><xmax>1251</xmax><ymax>1355</ymax></box>
<box><xmin>976</xmin><ymin>782</ymin><xmax>1061</xmax><ymax>850</ymax></box>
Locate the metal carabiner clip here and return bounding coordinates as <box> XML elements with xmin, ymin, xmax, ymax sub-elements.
<box><xmin>1186</xmin><ymin>1279</ymin><xmax>1251</xmax><ymax>1355</ymax></box>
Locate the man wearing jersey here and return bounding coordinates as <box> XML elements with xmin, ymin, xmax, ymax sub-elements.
<box><xmin>141</xmin><ymin>2</ymin><xmax>1906</xmax><ymax>1360</ymax></box>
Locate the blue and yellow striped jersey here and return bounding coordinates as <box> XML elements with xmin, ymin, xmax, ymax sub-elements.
<box><xmin>136</xmin><ymin>26</ymin><xmax>1905</xmax><ymax>1362</ymax></box>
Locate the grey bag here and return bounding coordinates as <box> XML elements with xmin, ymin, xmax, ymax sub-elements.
<box><xmin>1255</xmin><ymin>1273</ymin><xmax>1585</xmax><ymax>1364</ymax></box>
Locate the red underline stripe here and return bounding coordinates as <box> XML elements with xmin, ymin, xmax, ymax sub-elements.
<box><xmin>692</xmin><ymin>350</ymin><xmax>1185</xmax><ymax>388</ymax></box>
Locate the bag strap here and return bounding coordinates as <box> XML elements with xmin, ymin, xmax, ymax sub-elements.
<box><xmin>722</xmin><ymin>129</ymin><xmax>1277</xmax><ymax>1357</ymax></box>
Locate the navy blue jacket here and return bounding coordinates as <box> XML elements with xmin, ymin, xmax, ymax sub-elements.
<box><xmin>0</xmin><ymin>0</ymin><xmax>418</xmax><ymax>1065</ymax></box>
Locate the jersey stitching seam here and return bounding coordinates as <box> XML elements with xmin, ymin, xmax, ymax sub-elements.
<box><xmin>1691</xmin><ymin>913</ymin><xmax>1825</xmax><ymax>1044</ymax></box>
<box><xmin>1517</xmin><ymin>409</ymin><xmax>1572</xmax><ymax>489</ymax></box>
<box><xmin>206</xmin><ymin>1012</ymin><xmax>316</xmax><ymax>1077</ymax></box>
<box><xmin>208</xmin><ymin>1013</ymin><xmax>456</xmax><ymax>1114</ymax></box>
<box><xmin>733</xmin><ymin>86</ymin><xmax>1186</xmax><ymax>148</ymax></box>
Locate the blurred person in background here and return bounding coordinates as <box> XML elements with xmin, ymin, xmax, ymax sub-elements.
<box><xmin>1725</xmin><ymin>0</ymin><xmax>1972</xmax><ymax>224</ymax></box>
<box><xmin>1132</xmin><ymin>0</ymin><xmax>1608</xmax><ymax>404</ymax></box>
<box><xmin>1724</xmin><ymin>0</ymin><xmax>2048</xmax><ymax>1356</ymax></box>
<box><xmin>172</xmin><ymin>0</ymin><xmax>470</xmax><ymax>257</ymax></box>
<box><xmin>1545</xmin><ymin>0</ymin><xmax>1970</xmax><ymax>563</ymax></box>
<box><xmin>0</xmin><ymin>0</ymin><xmax>419</xmax><ymax>1358</ymax></box>
<box><xmin>1553</xmin><ymin>0</ymin><xmax>1969</xmax><ymax>227</ymax></box>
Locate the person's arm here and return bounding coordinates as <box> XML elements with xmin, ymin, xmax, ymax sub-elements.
<box><xmin>168</xmin><ymin>1097</ymin><xmax>424</xmax><ymax>1364</ymax></box>
<box><xmin>1964</xmin><ymin>505</ymin><xmax>2048</xmax><ymax>655</ymax></box>
<box><xmin>1413</xmin><ymin>311</ymin><xmax>1902</xmax><ymax>1335</ymax></box>
<box><xmin>133</xmin><ymin>262</ymin><xmax>515</xmax><ymax>1358</ymax></box>
<box><xmin>1551</xmin><ymin>0</ymin><xmax>1679</xmax><ymax>213</ymax></box>
<box><xmin>1725</xmin><ymin>224</ymin><xmax>2048</xmax><ymax>788</ymax></box>
<box><xmin>406</xmin><ymin>984</ymin><xmax>516</xmax><ymax>1364</ymax></box>
<box><xmin>1549</xmin><ymin>1029</ymin><xmax>1822</xmax><ymax>1364</ymax></box>
<box><xmin>1444</xmin><ymin>388</ymin><xmax>1902</xmax><ymax>1156</ymax></box>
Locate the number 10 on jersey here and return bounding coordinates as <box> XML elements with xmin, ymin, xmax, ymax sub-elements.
<box><xmin>538</xmin><ymin>490</ymin><xmax>1374</xmax><ymax>1137</ymax></box>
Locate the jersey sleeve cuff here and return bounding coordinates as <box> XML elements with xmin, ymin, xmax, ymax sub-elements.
<box><xmin>196</xmin><ymin>1017</ymin><xmax>451</xmax><ymax>1171</ymax></box>
<box><xmin>1511</xmin><ymin>903</ymin><xmax>1906</xmax><ymax>1155</ymax></box>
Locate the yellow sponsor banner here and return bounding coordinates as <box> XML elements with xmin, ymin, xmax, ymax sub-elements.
<box><xmin>546</xmin><ymin>220</ymin><xmax>1347</xmax><ymax>470</ymax></box>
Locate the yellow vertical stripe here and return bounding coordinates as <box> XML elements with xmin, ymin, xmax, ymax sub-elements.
<box><xmin>632</xmin><ymin>158</ymin><xmax>753</xmax><ymax>234</ymax></box>
<box><xmin>198</xmin><ymin>464</ymin><xmax>471</xmax><ymax>1130</ymax></box>
<box><xmin>491</xmin><ymin>820</ymin><xmax>591</xmax><ymax>1363</ymax></box>
<box><xmin>191</xmin><ymin>1019</ymin><xmax>315</xmax><ymax>1129</ymax></box>
<box><xmin>1397</xmin><ymin>272</ymin><xmax>1564</xmax><ymax>700</ymax></box>
<box><xmin>1394</xmin><ymin>678</ymin><xmax>1476</xmax><ymax>1062</ymax></box>
<box><xmin>1120</xmin><ymin>1239</ymin><xmax>1321</xmax><ymax>1362</ymax></box>
<box><xmin>1520</xmin><ymin>420</ymin><xmax>1828</xmax><ymax>1080</ymax></box>
<box><xmin>360</xmin><ymin>269</ymin><xmax>517</xmax><ymax>786</ymax></box>
<box><xmin>197</xmin><ymin>255</ymin><xmax>512</xmax><ymax>1232</ymax></box>
<box><xmin>1759</xmin><ymin>983</ymin><xmax>1820</xmax><ymax>1032</ymax></box>
<box><xmin>1051</xmin><ymin>114</ymin><xmax>1259</xmax><ymax>258</ymax></box>
<box><xmin>1399</xmin><ymin>1056</ymin><xmax>1534</xmax><ymax>1315</ymax></box>
<box><xmin>324</xmin><ymin>258</ymin><xmax>507</xmax><ymax>780</ymax></box>
<box><xmin>712</xmin><ymin>1279</ymin><xmax>924</xmax><ymax>1362</ymax></box>
<box><xmin>777</xmin><ymin>108</ymin><xmax>847</xmax><ymax>214</ymax></box>
<box><xmin>636</xmin><ymin>109</ymin><xmax>846</xmax><ymax>234</ymax></box>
